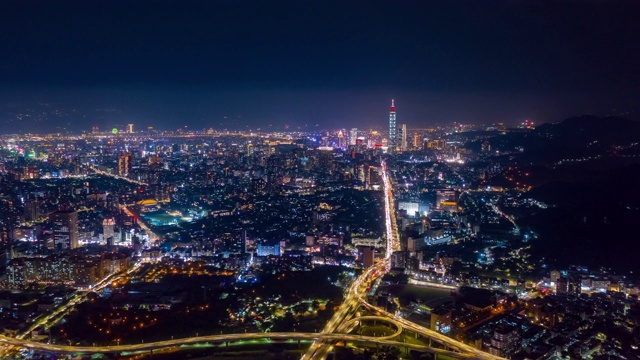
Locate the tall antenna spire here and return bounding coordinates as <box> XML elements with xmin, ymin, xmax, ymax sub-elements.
<box><xmin>389</xmin><ymin>99</ymin><xmax>397</xmax><ymax>153</ymax></box>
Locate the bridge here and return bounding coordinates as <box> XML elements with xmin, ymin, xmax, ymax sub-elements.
<box><xmin>0</xmin><ymin>331</ymin><xmax>476</xmax><ymax>358</ymax></box>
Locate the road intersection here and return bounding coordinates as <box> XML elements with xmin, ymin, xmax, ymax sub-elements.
<box><xmin>3</xmin><ymin>160</ymin><xmax>502</xmax><ymax>360</ymax></box>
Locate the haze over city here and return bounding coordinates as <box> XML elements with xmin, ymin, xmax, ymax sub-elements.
<box><xmin>1</xmin><ymin>0</ymin><xmax>640</xmax><ymax>132</ymax></box>
<box><xmin>1</xmin><ymin>1</ymin><xmax>640</xmax><ymax>360</ymax></box>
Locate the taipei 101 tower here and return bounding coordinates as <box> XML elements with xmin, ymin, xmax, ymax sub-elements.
<box><xmin>388</xmin><ymin>99</ymin><xmax>397</xmax><ymax>153</ymax></box>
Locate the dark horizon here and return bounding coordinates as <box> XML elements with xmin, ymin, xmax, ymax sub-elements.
<box><xmin>1</xmin><ymin>0</ymin><xmax>639</xmax><ymax>132</ymax></box>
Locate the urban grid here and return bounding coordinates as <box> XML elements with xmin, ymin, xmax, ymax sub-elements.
<box><xmin>1</xmin><ymin>1</ymin><xmax>640</xmax><ymax>360</ymax></box>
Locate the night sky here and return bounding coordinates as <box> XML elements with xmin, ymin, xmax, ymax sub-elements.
<box><xmin>1</xmin><ymin>0</ymin><xmax>639</xmax><ymax>132</ymax></box>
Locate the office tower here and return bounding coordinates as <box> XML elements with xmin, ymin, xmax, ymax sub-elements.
<box><xmin>337</xmin><ymin>130</ymin><xmax>346</xmax><ymax>149</ymax></box>
<box><xmin>388</xmin><ymin>99</ymin><xmax>396</xmax><ymax>153</ymax></box>
<box><xmin>24</xmin><ymin>199</ymin><xmax>39</xmax><ymax>223</ymax></box>
<box><xmin>349</xmin><ymin>128</ymin><xmax>358</xmax><ymax>146</ymax></box>
<box><xmin>127</xmin><ymin>123</ymin><xmax>134</xmax><ymax>133</ymax></box>
<box><xmin>103</xmin><ymin>218</ymin><xmax>116</xmax><ymax>246</ymax></box>
<box><xmin>413</xmin><ymin>133</ymin><xmax>420</xmax><ymax>149</ymax></box>
<box><xmin>118</xmin><ymin>153</ymin><xmax>132</xmax><ymax>176</ymax></box>
<box><xmin>51</xmin><ymin>208</ymin><xmax>79</xmax><ymax>250</ymax></box>
<box><xmin>400</xmin><ymin>123</ymin><xmax>408</xmax><ymax>152</ymax></box>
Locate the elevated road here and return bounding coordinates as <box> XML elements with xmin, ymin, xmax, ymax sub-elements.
<box><xmin>300</xmin><ymin>161</ymin><xmax>400</xmax><ymax>360</ymax></box>
<box><xmin>341</xmin><ymin>316</ymin><xmax>403</xmax><ymax>341</ymax></box>
<box><xmin>302</xmin><ymin>160</ymin><xmax>502</xmax><ymax>360</ymax></box>
<box><xmin>2</xmin><ymin>160</ymin><xmax>503</xmax><ymax>360</ymax></box>
<box><xmin>0</xmin><ymin>332</ymin><xmax>475</xmax><ymax>358</ymax></box>
<box><xmin>358</xmin><ymin>298</ymin><xmax>502</xmax><ymax>360</ymax></box>
<box><xmin>301</xmin><ymin>261</ymin><xmax>386</xmax><ymax>360</ymax></box>
<box><xmin>381</xmin><ymin>161</ymin><xmax>401</xmax><ymax>255</ymax></box>
<box><xmin>17</xmin><ymin>263</ymin><xmax>142</xmax><ymax>340</ymax></box>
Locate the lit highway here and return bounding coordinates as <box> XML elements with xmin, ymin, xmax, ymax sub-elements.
<box><xmin>488</xmin><ymin>202</ymin><xmax>520</xmax><ymax>234</ymax></box>
<box><xmin>301</xmin><ymin>261</ymin><xmax>386</xmax><ymax>360</ymax></box>
<box><xmin>16</xmin><ymin>263</ymin><xmax>142</xmax><ymax>340</ymax></box>
<box><xmin>2</xmin><ymin>160</ymin><xmax>502</xmax><ymax>360</ymax></box>
<box><xmin>302</xmin><ymin>160</ymin><xmax>502</xmax><ymax>360</ymax></box>
<box><xmin>340</xmin><ymin>316</ymin><xmax>403</xmax><ymax>340</ymax></box>
<box><xmin>358</xmin><ymin>297</ymin><xmax>503</xmax><ymax>360</ymax></box>
<box><xmin>89</xmin><ymin>166</ymin><xmax>149</xmax><ymax>186</ymax></box>
<box><xmin>301</xmin><ymin>160</ymin><xmax>402</xmax><ymax>360</ymax></box>
<box><xmin>0</xmin><ymin>332</ymin><xmax>476</xmax><ymax>358</ymax></box>
<box><xmin>381</xmin><ymin>160</ymin><xmax>401</xmax><ymax>255</ymax></box>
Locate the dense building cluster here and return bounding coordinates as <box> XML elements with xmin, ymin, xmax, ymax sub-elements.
<box><xmin>6</xmin><ymin>250</ymin><xmax>131</xmax><ymax>287</ymax></box>
<box><xmin>0</xmin><ymin>109</ymin><xmax>639</xmax><ymax>359</ymax></box>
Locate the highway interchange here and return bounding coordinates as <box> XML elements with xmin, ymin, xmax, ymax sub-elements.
<box><xmin>3</xmin><ymin>160</ymin><xmax>503</xmax><ymax>359</ymax></box>
<box><xmin>0</xmin><ymin>332</ymin><xmax>477</xmax><ymax>358</ymax></box>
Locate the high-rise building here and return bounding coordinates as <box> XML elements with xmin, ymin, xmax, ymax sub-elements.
<box><xmin>388</xmin><ymin>99</ymin><xmax>396</xmax><ymax>153</ymax></box>
<box><xmin>102</xmin><ymin>218</ymin><xmax>116</xmax><ymax>246</ymax></box>
<box><xmin>51</xmin><ymin>208</ymin><xmax>78</xmax><ymax>250</ymax></box>
<box><xmin>413</xmin><ymin>133</ymin><xmax>421</xmax><ymax>149</ymax></box>
<box><xmin>337</xmin><ymin>130</ymin><xmax>346</xmax><ymax>149</ymax></box>
<box><xmin>349</xmin><ymin>128</ymin><xmax>358</xmax><ymax>146</ymax></box>
<box><xmin>118</xmin><ymin>153</ymin><xmax>132</xmax><ymax>176</ymax></box>
<box><xmin>24</xmin><ymin>199</ymin><xmax>40</xmax><ymax>223</ymax></box>
<box><xmin>400</xmin><ymin>123</ymin><xmax>408</xmax><ymax>152</ymax></box>
<box><xmin>127</xmin><ymin>123</ymin><xmax>134</xmax><ymax>133</ymax></box>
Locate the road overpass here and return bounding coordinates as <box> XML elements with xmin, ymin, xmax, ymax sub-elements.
<box><xmin>302</xmin><ymin>160</ymin><xmax>502</xmax><ymax>360</ymax></box>
<box><xmin>0</xmin><ymin>330</ymin><xmax>476</xmax><ymax>358</ymax></box>
<box><xmin>3</xmin><ymin>159</ymin><xmax>503</xmax><ymax>360</ymax></box>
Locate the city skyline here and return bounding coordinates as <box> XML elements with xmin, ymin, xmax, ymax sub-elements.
<box><xmin>1</xmin><ymin>1</ymin><xmax>640</xmax><ymax>359</ymax></box>
<box><xmin>2</xmin><ymin>113</ymin><xmax>640</xmax><ymax>359</ymax></box>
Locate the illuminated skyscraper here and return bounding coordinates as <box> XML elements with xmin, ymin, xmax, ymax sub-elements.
<box><xmin>349</xmin><ymin>128</ymin><xmax>358</xmax><ymax>146</ymax></box>
<box><xmin>337</xmin><ymin>130</ymin><xmax>346</xmax><ymax>149</ymax></box>
<box><xmin>388</xmin><ymin>99</ymin><xmax>396</xmax><ymax>153</ymax></box>
<box><xmin>103</xmin><ymin>218</ymin><xmax>116</xmax><ymax>246</ymax></box>
<box><xmin>51</xmin><ymin>208</ymin><xmax>78</xmax><ymax>250</ymax></box>
<box><xmin>400</xmin><ymin>123</ymin><xmax>408</xmax><ymax>152</ymax></box>
<box><xmin>24</xmin><ymin>199</ymin><xmax>39</xmax><ymax>223</ymax></box>
<box><xmin>127</xmin><ymin>123</ymin><xmax>134</xmax><ymax>133</ymax></box>
<box><xmin>118</xmin><ymin>153</ymin><xmax>132</xmax><ymax>176</ymax></box>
